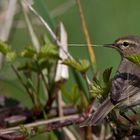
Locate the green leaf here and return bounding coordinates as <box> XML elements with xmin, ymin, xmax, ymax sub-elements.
<box><xmin>62</xmin><ymin>85</ymin><xmax>80</xmax><ymax>106</ymax></box>
<box><xmin>20</xmin><ymin>47</ymin><xmax>36</xmax><ymax>59</ymax></box>
<box><xmin>38</xmin><ymin>44</ymin><xmax>59</xmax><ymax>60</ymax></box>
<box><xmin>6</xmin><ymin>52</ymin><xmax>17</xmax><ymax>62</ymax></box>
<box><xmin>43</xmin><ymin>34</ymin><xmax>52</xmax><ymax>44</ymax></box>
<box><xmin>71</xmin><ymin>85</ymin><xmax>80</xmax><ymax>105</ymax></box>
<box><xmin>0</xmin><ymin>41</ymin><xmax>9</xmax><ymax>55</ymax></box>
<box><xmin>63</xmin><ymin>59</ymin><xmax>90</xmax><ymax>73</ymax></box>
<box><xmin>71</xmin><ymin>70</ymin><xmax>89</xmax><ymax>100</ymax></box>
<box><xmin>62</xmin><ymin>82</ymin><xmax>88</xmax><ymax>109</ymax></box>
<box><xmin>126</xmin><ymin>55</ymin><xmax>140</xmax><ymax>67</ymax></box>
<box><xmin>90</xmin><ymin>81</ymin><xmax>103</xmax><ymax>98</ymax></box>
<box><xmin>103</xmin><ymin>67</ymin><xmax>113</xmax><ymax>83</ymax></box>
<box><xmin>18</xmin><ymin>62</ymin><xmax>39</xmax><ymax>73</ymax></box>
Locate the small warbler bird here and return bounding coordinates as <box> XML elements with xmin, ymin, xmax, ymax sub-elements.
<box><xmin>80</xmin><ymin>35</ymin><xmax>140</xmax><ymax>126</ymax></box>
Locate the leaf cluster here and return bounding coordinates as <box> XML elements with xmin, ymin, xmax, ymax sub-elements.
<box><xmin>90</xmin><ymin>67</ymin><xmax>112</xmax><ymax>100</ymax></box>
<box><xmin>63</xmin><ymin>59</ymin><xmax>90</xmax><ymax>73</ymax></box>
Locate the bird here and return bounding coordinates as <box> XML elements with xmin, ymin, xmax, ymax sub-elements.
<box><xmin>80</xmin><ymin>35</ymin><xmax>140</xmax><ymax>127</ymax></box>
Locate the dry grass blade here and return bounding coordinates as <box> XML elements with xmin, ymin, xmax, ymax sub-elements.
<box><xmin>21</xmin><ymin>1</ymin><xmax>40</xmax><ymax>52</ymax></box>
<box><xmin>55</xmin><ymin>22</ymin><xmax>69</xmax><ymax>82</ymax></box>
<box><xmin>63</xmin><ymin>127</ymin><xmax>77</xmax><ymax>140</ymax></box>
<box><xmin>0</xmin><ymin>0</ymin><xmax>17</xmax><ymax>69</ymax></box>
<box><xmin>76</xmin><ymin>0</ymin><xmax>96</xmax><ymax>69</ymax></box>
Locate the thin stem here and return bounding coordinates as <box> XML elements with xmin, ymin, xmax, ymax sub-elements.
<box><xmin>76</xmin><ymin>0</ymin><xmax>97</xmax><ymax>70</ymax></box>
<box><xmin>82</xmin><ymin>73</ymin><xmax>92</xmax><ymax>90</ymax></box>
<box><xmin>35</xmin><ymin>61</ymin><xmax>49</xmax><ymax>95</ymax></box>
<box><xmin>36</xmin><ymin>72</ymin><xmax>40</xmax><ymax>95</ymax></box>
<box><xmin>11</xmin><ymin>65</ymin><xmax>36</xmax><ymax>107</ymax></box>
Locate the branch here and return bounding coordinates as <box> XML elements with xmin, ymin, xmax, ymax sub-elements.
<box><xmin>0</xmin><ymin>115</ymin><xmax>83</xmax><ymax>136</ymax></box>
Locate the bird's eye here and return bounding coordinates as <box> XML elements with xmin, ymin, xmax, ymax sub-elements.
<box><xmin>123</xmin><ymin>41</ymin><xmax>129</xmax><ymax>47</ymax></box>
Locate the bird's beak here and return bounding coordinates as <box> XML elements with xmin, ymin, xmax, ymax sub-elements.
<box><xmin>103</xmin><ymin>43</ymin><xmax>115</xmax><ymax>48</ymax></box>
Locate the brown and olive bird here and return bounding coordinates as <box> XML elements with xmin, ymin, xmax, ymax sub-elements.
<box><xmin>80</xmin><ymin>35</ymin><xmax>140</xmax><ymax>126</ymax></box>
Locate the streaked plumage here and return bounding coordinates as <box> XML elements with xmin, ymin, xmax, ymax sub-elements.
<box><xmin>80</xmin><ymin>35</ymin><xmax>140</xmax><ymax>126</ymax></box>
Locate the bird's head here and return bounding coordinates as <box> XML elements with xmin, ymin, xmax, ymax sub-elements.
<box><xmin>105</xmin><ymin>35</ymin><xmax>140</xmax><ymax>57</ymax></box>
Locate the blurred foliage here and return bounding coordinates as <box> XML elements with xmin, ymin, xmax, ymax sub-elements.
<box><xmin>1</xmin><ymin>0</ymin><xmax>140</xmax><ymax>139</ymax></box>
<box><xmin>63</xmin><ymin>59</ymin><xmax>90</xmax><ymax>73</ymax></box>
<box><xmin>90</xmin><ymin>67</ymin><xmax>112</xmax><ymax>99</ymax></box>
<box><xmin>126</xmin><ymin>54</ymin><xmax>140</xmax><ymax>67</ymax></box>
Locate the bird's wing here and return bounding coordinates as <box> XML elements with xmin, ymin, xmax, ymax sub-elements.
<box><xmin>110</xmin><ymin>72</ymin><xmax>140</xmax><ymax>103</ymax></box>
<box><xmin>80</xmin><ymin>98</ymin><xmax>114</xmax><ymax>127</ymax></box>
<box><xmin>118</xmin><ymin>80</ymin><xmax>140</xmax><ymax>102</ymax></box>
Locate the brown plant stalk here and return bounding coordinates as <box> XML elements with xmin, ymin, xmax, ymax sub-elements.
<box><xmin>76</xmin><ymin>0</ymin><xmax>96</xmax><ymax>70</ymax></box>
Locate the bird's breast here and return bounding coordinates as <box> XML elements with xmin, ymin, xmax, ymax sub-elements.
<box><xmin>118</xmin><ymin>58</ymin><xmax>140</xmax><ymax>77</ymax></box>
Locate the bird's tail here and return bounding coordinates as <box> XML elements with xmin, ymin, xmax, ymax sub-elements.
<box><xmin>80</xmin><ymin>98</ymin><xmax>114</xmax><ymax>127</ymax></box>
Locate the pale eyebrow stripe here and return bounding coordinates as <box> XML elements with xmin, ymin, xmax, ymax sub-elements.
<box><xmin>117</xmin><ymin>40</ymin><xmax>138</xmax><ymax>45</ymax></box>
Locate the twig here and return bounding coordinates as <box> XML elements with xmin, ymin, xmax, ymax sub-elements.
<box><xmin>99</xmin><ymin>125</ymin><xmax>106</xmax><ymax>140</ymax></box>
<box><xmin>56</xmin><ymin>89</ymin><xmax>64</xmax><ymax>117</ymax></box>
<box><xmin>63</xmin><ymin>127</ymin><xmax>77</xmax><ymax>140</ymax></box>
<box><xmin>48</xmin><ymin>106</ymin><xmax>78</xmax><ymax>117</ymax></box>
<box><xmin>0</xmin><ymin>134</ymin><xmax>24</xmax><ymax>140</ymax></box>
<box><xmin>82</xmin><ymin>73</ymin><xmax>92</xmax><ymax>90</ymax></box>
<box><xmin>35</xmin><ymin>61</ymin><xmax>49</xmax><ymax>95</ymax></box>
<box><xmin>11</xmin><ymin>65</ymin><xmax>36</xmax><ymax>106</ymax></box>
<box><xmin>0</xmin><ymin>115</ymin><xmax>81</xmax><ymax>135</ymax></box>
<box><xmin>36</xmin><ymin>72</ymin><xmax>40</xmax><ymax>95</ymax></box>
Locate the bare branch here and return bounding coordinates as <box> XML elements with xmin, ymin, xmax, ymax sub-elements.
<box><xmin>0</xmin><ymin>115</ymin><xmax>82</xmax><ymax>135</ymax></box>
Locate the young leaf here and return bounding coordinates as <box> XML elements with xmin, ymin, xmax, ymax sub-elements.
<box><xmin>63</xmin><ymin>59</ymin><xmax>90</xmax><ymax>73</ymax></box>
<box><xmin>0</xmin><ymin>41</ymin><xmax>9</xmax><ymax>55</ymax></box>
<box><xmin>20</xmin><ymin>47</ymin><xmax>36</xmax><ymax>59</ymax></box>
<box><xmin>38</xmin><ymin>44</ymin><xmax>59</xmax><ymax>60</ymax></box>
<box><xmin>6</xmin><ymin>52</ymin><xmax>17</xmax><ymax>62</ymax></box>
<box><xmin>63</xmin><ymin>85</ymin><xmax>80</xmax><ymax>106</ymax></box>
<box><xmin>103</xmin><ymin>67</ymin><xmax>113</xmax><ymax>84</ymax></box>
<box><xmin>90</xmin><ymin>81</ymin><xmax>103</xmax><ymax>98</ymax></box>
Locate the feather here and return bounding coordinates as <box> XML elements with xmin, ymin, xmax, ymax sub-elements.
<box><xmin>80</xmin><ymin>98</ymin><xmax>114</xmax><ymax>127</ymax></box>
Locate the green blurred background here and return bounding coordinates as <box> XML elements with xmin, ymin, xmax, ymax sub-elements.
<box><xmin>1</xmin><ymin>0</ymin><xmax>140</xmax><ymax>109</ymax></box>
<box><xmin>1</xmin><ymin>0</ymin><xmax>140</xmax><ymax>139</ymax></box>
